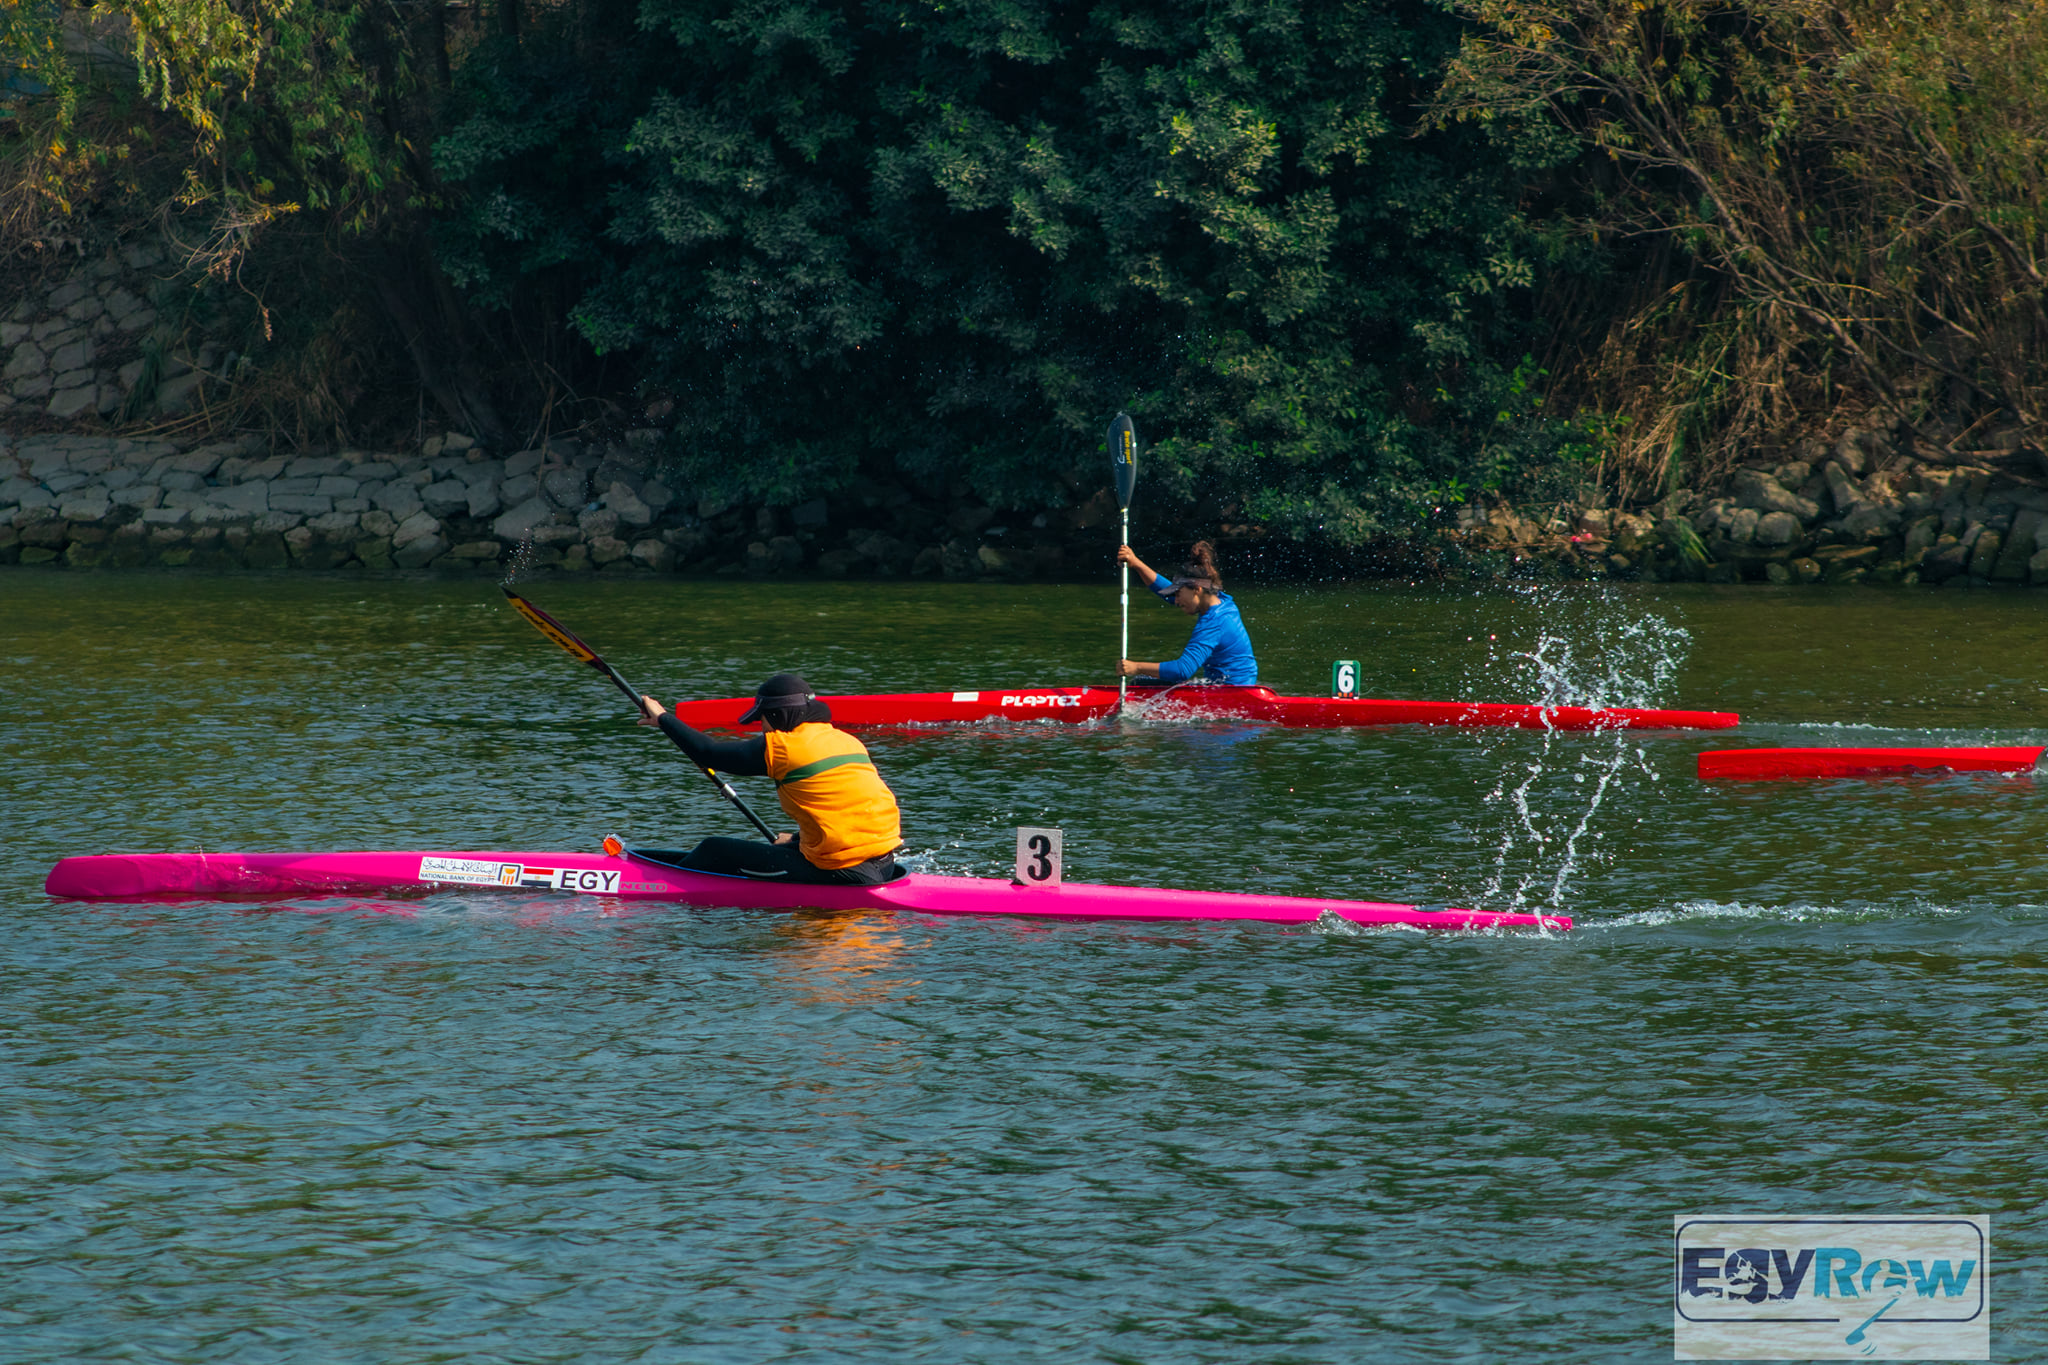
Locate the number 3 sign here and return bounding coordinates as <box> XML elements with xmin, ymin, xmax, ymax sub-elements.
<box><xmin>1014</xmin><ymin>827</ymin><xmax>1063</xmax><ymax>886</ymax></box>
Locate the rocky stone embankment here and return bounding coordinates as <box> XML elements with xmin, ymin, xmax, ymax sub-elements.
<box><xmin>2</xmin><ymin>242</ymin><xmax>232</xmax><ymax>422</ymax></box>
<box><xmin>0</xmin><ymin>431</ymin><xmax>1117</xmax><ymax>577</ymax></box>
<box><xmin>9</xmin><ymin>422</ymin><xmax>2048</xmax><ymax>585</ymax></box>
<box><xmin>1455</xmin><ymin>427</ymin><xmax>2048</xmax><ymax>587</ymax></box>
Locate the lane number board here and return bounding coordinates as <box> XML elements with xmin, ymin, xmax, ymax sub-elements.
<box><xmin>1014</xmin><ymin>827</ymin><xmax>1063</xmax><ymax>887</ymax></box>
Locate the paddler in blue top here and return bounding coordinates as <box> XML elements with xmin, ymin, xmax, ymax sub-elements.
<box><xmin>1116</xmin><ymin>539</ymin><xmax>1258</xmax><ymax>685</ymax></box>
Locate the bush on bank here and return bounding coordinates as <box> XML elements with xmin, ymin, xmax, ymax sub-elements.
<box><xmin>3</xmin><ymin>0</ymin><xmax>1587</xmax><ymax>544</ymax></box>
<box><xmin>1436</xmin><ymin>0</ymin><xmax>2048</xmax><ymax>503</ymax></box>
<box><xmin>3</xmin><ymin>0</ymin><xmax>2045</xmax><ymax>557</ymax></box>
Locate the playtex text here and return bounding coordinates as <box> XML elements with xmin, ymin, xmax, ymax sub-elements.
<box><xmin>1672</xmin><ymin>1216</ymin><xmax>1987</xmax><ymax>1361</ymax></box>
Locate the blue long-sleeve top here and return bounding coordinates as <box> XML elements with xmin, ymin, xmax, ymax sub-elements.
<box><xmin>1147</xmin><ymin>574</ymin><xmax>1258</xmax><ymax>684</ymax></box>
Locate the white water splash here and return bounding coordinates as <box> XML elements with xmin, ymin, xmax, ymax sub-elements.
<box><xmin>1471</xmin><ymin>587</ymin><xmax>1692</xmax><ymax>911</ymax></box>
<box><xmin>1587</xmin><ymin>899</ymin><xmax>1979</xmax><ymax>930</ymax></box>
<box><xmin>500</xmin><ymin>534</ymin><xmax>543</xmax><ymax>587</ymax></box>
<box><xmin>1498</xmin><ymin>586</ymin><xmax>1692</xmax><ymax>711</ymax></box>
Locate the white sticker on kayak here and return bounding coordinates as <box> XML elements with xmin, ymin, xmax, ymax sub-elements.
<box><xmin>1000</xmin><ymin>693</ymin><xmax>1082</xmax><ymax>708</ymax></box>
<box><xmin>952</xmin><ymin>691</ymin><xmax>979</xmax><ymax>702</ymax></box>
<box><xmin>552</xmin><ymin>868</ymin><xmax>621</xmax><ymax>894</ymax></box>
<box><xmin>420</xmin><ymin>856</ymin><xmax>523</xmax><ymax>886</ymax></box>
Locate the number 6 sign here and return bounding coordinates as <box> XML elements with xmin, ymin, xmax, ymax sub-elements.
<box><xmin>1014</xmin><ymin>827</ymin><xmax>1063</xmax><ymax>886</ymax></box>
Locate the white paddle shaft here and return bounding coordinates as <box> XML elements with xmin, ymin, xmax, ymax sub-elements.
<box><xmin>1118</xmin><ymin>506</ymin><xmax>1130</xmax><ymax>707</ymax></box>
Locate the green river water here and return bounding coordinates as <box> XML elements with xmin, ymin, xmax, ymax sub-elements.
<box><xmin>3</xmin><ymin>569</ymin><xmax>2043</xmax><ymax>1362</ymax></box>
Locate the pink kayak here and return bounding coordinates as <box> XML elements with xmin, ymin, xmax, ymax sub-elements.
<box><xmin>666</xmin><ymin>684</ymin><xmax>1737</xmax><ymax>732</ymax></box>
<box><xmin>1698</xmin><ymin>745</ymin><xmax>2047</xmax><ymax>780</ymax></box>
<box><xmin>43</xmin><ymin>847</ymin><xmax>1570</xmax><ymax>933</ymax></box>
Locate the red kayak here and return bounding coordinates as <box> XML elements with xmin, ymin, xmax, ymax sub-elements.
<box><xmin>1698</xmin><ymin>746</ymin><xmax>2047</xmax><ymax>780</ymax></box>
<box><xmin>667</xmin><ymin>684</ymin><xmax>1738</xmax><ymax>732</ymax></box>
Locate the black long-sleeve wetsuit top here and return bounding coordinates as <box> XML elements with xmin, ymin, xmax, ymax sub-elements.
<box><xmin>658</xmin><ymin>714</ymin><xmax>768</xmax><ymax>776</ymax></box>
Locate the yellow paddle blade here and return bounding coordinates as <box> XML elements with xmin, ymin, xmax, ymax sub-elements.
<box><xmin>500</xmin><ymin>587</ymin><xmax>775</xmax><ymax>840</ymax></box>
<box><xmin>504</xmin><ymin>589</ymin><xmax>600</xmax><ymax>666</ymax></box>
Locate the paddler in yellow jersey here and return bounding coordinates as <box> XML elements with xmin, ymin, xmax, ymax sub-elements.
<box><xmin>636</xmin><ymin>672</ymin><xmax>904</xmax><ymax>884</ymax></box>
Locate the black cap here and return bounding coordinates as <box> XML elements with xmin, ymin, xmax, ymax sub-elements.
<box><xmin>738</xmin><ymin>672</ymin><xmax>815</xmax><ymax>724</ymax></box>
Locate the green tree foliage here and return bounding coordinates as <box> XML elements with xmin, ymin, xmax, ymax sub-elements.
<box><xmin>1</xmin><ymin>1</ymin><xmax>75</xmax><ymax>124</ymax></box>
<box><xmin>11</xmin><ymin>0</ymin><xmax>1586</xmax><ymax>527</ymax></box>
<box><xmin>10</xmin><ymin>0</ymin><xmax>420</xmax><ymax>267</ymax></box>
<box><xmin>2</xmin><ymin>0</ymin><xmax>527</xmax><ymax>442</ymax></box>
<box><xmin>438</xmin><ymin>0</ymin><xmax>1581</xmax><ymax>538</ymax></box>
<box><xmin>1439</xmin><ymin>0</ymin><xmax>2048</xmax><ymax>495</ymax></box>
<box><xmin>3</xmin><ymin>0</ymin><xmax>93</xmax><ymax>234</ymax></box>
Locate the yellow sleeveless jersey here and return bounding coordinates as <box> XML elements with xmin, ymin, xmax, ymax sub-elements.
<box><xmin>763</xmin><ymin>723</ymin><xmax>903</xmax><ymax>869</ymax></box>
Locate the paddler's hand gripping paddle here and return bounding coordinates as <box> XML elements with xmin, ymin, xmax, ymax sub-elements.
<box><xmin>501</xmin><ymin>586</ymin><xmax>778</xmax><ymax>839</ymax></box>
<box><xmin>1108</xmin><ymin>411</ymin><xmax>1138</xmax><ymax>709</ymax></box>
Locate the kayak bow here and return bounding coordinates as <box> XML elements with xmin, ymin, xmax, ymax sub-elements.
<box><xmin>43</xmin><ymin>847</ymin><xmax>1570</xmax><ymax>933</ymax></box>
<box><xmin>1697</xmin><ymin>746</ymin><xmax>2047</xmax><ymax>780</ymax></box>
<box><xmin>664</xmin><ymin>684</ymin><xmax>1737</xmax><ymax>732</ymax></box>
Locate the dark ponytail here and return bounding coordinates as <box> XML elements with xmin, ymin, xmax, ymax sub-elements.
<box><xmin>1183</xmin><ymin>540</ymin><xmax>1222</xmax><ymax>590</ymax></box>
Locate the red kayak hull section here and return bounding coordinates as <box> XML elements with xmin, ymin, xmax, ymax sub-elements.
<box><xmin>667</xmin><ymin>685</ymin><xmax>1737</xmax><ymax>733</ymax></box>
<box><xmin>1697</xmin><ymin>746</ymin><xmax>2047</xmax><ymax>780</ymax></box>
<box><xmin>42</xmin><ymin>849</ymin><xmax>1569</xmax><ymax>932</ymax></box>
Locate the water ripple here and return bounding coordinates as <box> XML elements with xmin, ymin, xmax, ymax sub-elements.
<box><xmin>4</xmin><ymin>575</ymin><xmax>2045</xmax><ymax>1361</ymax></box>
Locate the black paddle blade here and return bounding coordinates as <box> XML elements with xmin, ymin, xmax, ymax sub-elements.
<box><xmin>1108</xmin><ymin>412</ymin><xmax>1138</xmax><ymax>510</ymax></box>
